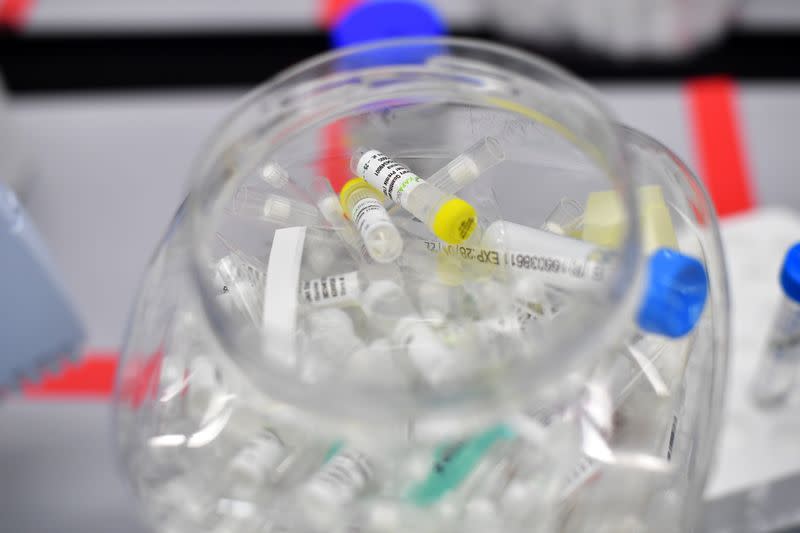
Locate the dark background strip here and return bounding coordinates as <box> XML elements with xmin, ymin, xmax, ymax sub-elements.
<box><xmin>1</xmin><ymin>29</ymin><xmax>799</xmax><ymax>93</ymax></box>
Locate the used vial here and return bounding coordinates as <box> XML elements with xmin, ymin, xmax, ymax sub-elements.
<box><xmin>361</xmin><ymin>280</ymin><xmax>468</xmax><ymax>385</ymax></box>
<box><xmin>303</xmin><ymin>446</ymin><xmax>375</xmax><ymax>507</ymax></box>
<box><xmin>339</xmin><ymin>177</ymin><xmax>403</xmax><ymax>263</ymax></box>
<box><xmin>226</xmin><ymin>426</ymin><xmax>287</xmax><ymax>491</ymax></box>
<box><xmin>261</xmin><ymin>162</ymin><xmax>290</xmax><ymax>189</ymax></box>
<box><xmin>299</xmin><ymin>271</ymin><xmax>363</xmax><ymax>308</ymax></box>
<box><xmin>352</xmin><ymin>148</ymin><xmax>478</xmax><ymax>245</ymax></box>
<box><xmin>482</xmin><ymin>221</ymin><xmax>708</xmax><ymax>339</ymax></box>
<box><xmin>424</xmin><ymin>137</ymin><xmax>505</xmax><ymax>195</ymax></box>
<box><xmin>310</xmin><ymin>176</ymin><xmax>371</xmax><ymax>262</ymax></box>
<box><xmin>231</xmin><ymin>187</ymin><xmax>322</xmax><ymax>227</ymax></box>
<box><xmin>214</xmin><ymin>253</ymin><xmax>264</xmax><ymax>323</ymax></box>
<box><xmin>751</xmin><ymin>242</ymin><xmax>800</xmax><ymax>407</ymax></box>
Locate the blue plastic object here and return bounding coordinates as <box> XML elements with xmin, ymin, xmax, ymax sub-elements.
<box><xmin>636</xmin><ymin>248</ymin><xmax>708</xmax><ymax>338</ymax></box>
<box><xmin>331</xmin><ymin>0</ymin><xmax>445</xmax><ymax>66</ymax></box>
<box><xmin>0</xmin><ymin>183</ymin><xmax>85</xmax><ymax>390</ymax></box>
<box><xmin>779</xmin><ymin>242</ymin><xmax>800</xmax><ymax>303</ymax></box>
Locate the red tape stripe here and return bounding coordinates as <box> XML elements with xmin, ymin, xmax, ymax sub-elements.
<box><xmin>20</xmin><ymin>350</ymin><xmax>162</xmax><ymax>404</ymax></box>
<box><xmin>686</xmin><ymin>76</ymin><xmax>756</xmax><ymax>217</ymax></box>
<box><xmin>0</xmin><ymin>0</ymin><xmax>33</xmax><ymax>28</ymax></box>
<box><xmin>21</xmin><ymin>352</ymin><xmax>118</xmax><ymax>399</ymax></box>
<box><xmin>318</xmin><ymin>0</ymin><xmax>361</xmax><ymax>29</ymax></box>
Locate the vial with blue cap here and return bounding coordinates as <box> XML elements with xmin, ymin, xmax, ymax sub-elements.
<box><xmin>751</xmin><ymin>242</ymin><xmax>800</xmax><ymax>407</ymax></box>
<box><xmin>480</xmin><ymin>220</ymin><xmax>708</xmax><ymax>338</ymax></box>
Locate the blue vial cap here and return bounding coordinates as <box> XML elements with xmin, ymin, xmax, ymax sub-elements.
<box><xmin>779</xmin><ymin>242</ymin><xmax>800</xmax><ymax>303</ymax></box>
<box><xmin>331</xmin><ymin>0</ymin><xmax>446</xmax><ymax>66</ymax></box>
<box><xmin>636</xmin><ymin>248</ymin><xmax>708</xmax><ymax>338</ymax></box>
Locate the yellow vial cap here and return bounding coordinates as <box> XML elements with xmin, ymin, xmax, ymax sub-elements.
<box><xmin>432</xmin><ymin>198</ymin><xmax>478</xmax><ymax>244</ymax></box>
<box><xmin>339</xmin><ymin>177</ymin><xmax>383</xmax><ymax>212</ymax></box>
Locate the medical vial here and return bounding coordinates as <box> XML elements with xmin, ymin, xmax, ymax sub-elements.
<box><xmin>227</xmin><ymin>427</ymin><xmax>287</xmax><ymax>490</ymax></box>
<box><xmin>541</xmin><ymin>197</ymin><xmax>584</xmax><ymax>237</ymax></box>
<box><xmin>351</xmin><ymin>148</ymin><xmax>478</xmax><ymax>245</ymax></box>
<box><xmin>261</xmin><ymin>162</ymin><xmax>290</xmax><ymax>188</ymax></box>
<box><xmin>315</xmin><ymin>190</ymin><xmax>369</xmax><ymax>261</ymax></box>
<box><xmin>482</xmin><ymin>221</ymin><xmax>708</xmax><ymax>338</ymax></box>
<box><xmin>339</xmin><ymin>177</ymin><xmax>403</xmax><ymax>263</ymax></box>
<box><xmin>301</xmin><ymin>307</ymin><xmax>365</xmax><ymax>382</ymax></box>
<box><xmin>303</xmin><ymin>447</ymin><xmax>375</xmax><ymax>506</ymax></box>
<box><xmin>425</xmin><ymin>137</ymin><xmax>505</xmax><ymax>195</ymax></box>
<box><xmin>751</xmin><ymin>243</ymin><xmax>800</xmax><ymax>407</ymax></box>
<box><xmin>231</xmin><ymin>188</ymin><xmax>322</xmax><ymax>227</ymax></box>
<box><xmin>214</xmin><ymin>253</ymin><xmax>264</xmax><ymax>323</ymax></box>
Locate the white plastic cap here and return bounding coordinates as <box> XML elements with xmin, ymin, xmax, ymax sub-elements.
<box><xmin>261</xmin><ymin>162</ymin><xmax>290</xmax><ymax>188</ymax></box>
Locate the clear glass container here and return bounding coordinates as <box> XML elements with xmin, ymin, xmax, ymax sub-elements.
<box><xmin>114</xmin><ymin>38</ymin><xmax>728</xmax><ymax>533</ymax></box>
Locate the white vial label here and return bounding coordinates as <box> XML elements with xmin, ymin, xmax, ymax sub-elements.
<box><xmin>230</xmin><ymin>428</ymin><xmax>286</xmax><ymax>484</ymax></box>
<box><xmin>357</xmin><ymin>149</ymin><xmax>424</xmax><ymax>206</ymax></box>
<box><xmin>352</xmin><ymin>196</ymin><xmax>393</xmax><ymax>235</ymax></box>
<box><xmin>421</xmin><ymin>239</ymin><xmax>609</xmax><ymax>285</ymax></box>
<box><xmin>300</xmin><ymin>271</ymin><xmax>360</xmax><ymax>307</ymax></box>
<box><xmin>307</xmin><ymin>450</ymin><xmax>373</xmax><ymax>504</ymax></box>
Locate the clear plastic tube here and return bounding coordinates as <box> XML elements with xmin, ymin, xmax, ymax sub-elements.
<box><xmin>425</xmin><ymin>137</ymin><xmax>505</xmax><ymax>195</ymax></box>
<box><xmin>339</xmin><ymin>178</ymin><xmax>403</xmax><ymax>263</ymax></box>
<box><xmin>214</xmin><ymin>252</ymin><xmax>264</xmax><ymax>324</ymax></box>
<box><xmin>231</xmin><ymin>187</ymin><xmax>322</xmax><ymax>227</ymax></box>
<box><xmin>751</xmin><ymin>243</ymin><xmax>800</xmax><ymax>407</ymax></box>
<box><xmin>751</xmin><ymin>298</ymin><xmax>800</xmax><ymax>407</ymax></box>
<box><xmin>541</xmin><ymin>198</ymin><xmax>584</xmax><ymax>237</ymax></box>
<box><xmin>260</xmin><ymin>162</ymin><xmax>290</xmax><ymax>189</ymax></box>
<box><xmin>313</xmin><ymin>181</ymin><xmax>371</xmax><ymax>263</ymax></box>
<box><xmin>352</xmin><ymin>148</ymin><xmax>478</xmax><ymax>245</ymax></box>
<box><xmin>301</xmin><ymin>308</ymin><xmax>366</xmax><ymax>382</ymax></box>
<box><xmin>302</xmin><ymin>446</ymin><xmax>375</xmax><ymax>510</ymax></box>
<box><xmin>226</xmin><ymin>426</ymin><xmax>287</xmax><ymax>490</ymax></box>
<box><xmin>361</xmin><ymin>280</ymin><xmax>469</xmax><ymax>385</ymax></box>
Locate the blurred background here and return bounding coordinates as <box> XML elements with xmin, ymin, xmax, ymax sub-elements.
<box><xmin>1</xmin><ymin>1</ymin><xmax>799</xmax><ymax>532</ymax></box>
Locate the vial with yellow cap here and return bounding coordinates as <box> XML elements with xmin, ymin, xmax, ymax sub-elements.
<box><xmin>339</xmin><ymin>177</ymin><xmax>403</xmax><ymax>263</ymax></box>
<box><xmin>351</xmin><ymin>148</ymin><xmax>478</xmax><ymax>245</ymax></box>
